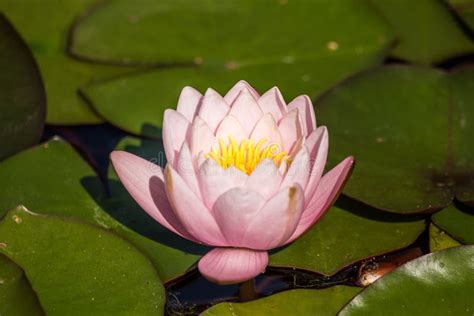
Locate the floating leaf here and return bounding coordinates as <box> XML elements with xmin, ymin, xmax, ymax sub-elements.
<box><xmin>448</xmin><ymin>0</ymin><xmax>474</xmax><ymax>31</ymax></box>
<box><xmin>0</xmin><ymin>0</ymin><xmax>132</xmax><ymax>124</ymax></box>
<box><xmin>371</xmin><ymin>0</ymin><xmax>474</xmax><ymax>64</ymax></box>
<box><xmin>0</xmin><ymin>255</ymin><xmax>44</xmax><ymax>316</ymax></box>
<box><xmin>0</xmin><ymin>14</ymin><xmax>45</xmax><ymax>160</ymax></box>
<box><xmin>202</xmin><ymin>286</ymin><xmax>361</xmax><ymax>316</ymax></box>
<box><xmin>0</xmin><ymin>206</ymin><xmax>164</xmax><ymax>315</ymax></box>
<box><xmin>269</xmin><ymin>199</ymin><xmax>425</xmax><ymax>275</ymax></box>
<box><xmin>340</xmin><ymin>246</ymin><xmax>474</xmax><ymax>315</ymax></box>
<box><xmin>316</xmin><ymin>66</ymin><xmax>474</xmax><ymax>213</ymax></box>
<box><xmin>432</xmin><ymin>203</ymin><xmax>474</xmax><ymax>244</ymax></box>
<box><xmin>75</xmin><ymin>0</ymin><xmax>394</xmax><ymax>137</ymax></box>
<box><xmin>429</xmin><ymin>224</ymin><xmax>461</xmax><ymax>252</ymax></box>
<box><xmin>0</xmin><ymin>138</ymin><xmax>203</xmax><ymax>281</ymax></box>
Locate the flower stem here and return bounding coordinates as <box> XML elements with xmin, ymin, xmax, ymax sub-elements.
<box><xmin>239</xmin><ymin>278</ymin><xmax>258</xmax><ymax>302</ymax></box>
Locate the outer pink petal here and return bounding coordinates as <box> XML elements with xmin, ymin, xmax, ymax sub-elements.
<box><xmin>198</xmin><ymin>88</ymin><xmax>229</xmax><ymax>132</ymax></box>
<box><xmin>198</xmin><ymin>159</ymin><xmax>248</xmax><ymax>209</ymax></box>
<box><xmin>258</xmin><ymin>87</ymin><xmax>286</xmax><ymax>121</ymax></box>
<box><xmin>212</xmin><ymin>187</ymin><xmax>266</xmax><ymax>246</ymax></box>
<box><xmin>245</xmin><ymin>159</ymin><xmax>282</xmax><ymax>200</ymax></box>
<box><xmin>176</xmin><ymin>143</ymin><xmax>201</xmax><ymax>198</ymax></box>
<box><xmin>228</xmin><ymin>88</ymin><xmax>263</xmax><ymax>136</ymax></box>
<box><xmin>280</xmin><ymin>147</ymin><xmax>310</xmax><ymax>191</ymax></box>
<box><xmin>242</xmin><ymin>185</ymin><xmax>305</xmax><ymax>250</ymax></box>
<box><xmin>304</xmin><ymin>127</ymin><xmax>328</xmax><ymax>199</ymax></box>
<box><xmin>285</xmin><ymin>157</ymin><xmax>354</xmax><ymax>244</ymax></box>
<box><xmin>191</xmin><ymin>116</ymin><xmax>216</xmax><ymax>158</ymax></box>
<box><xmin>164</xmin><ymin>165</ymin><xmax>227</xmax><ymax>246</ymax></box>
<box><xmin>162</xmin><ymin>110</ymin><xmax>191</xmax><ymax>164</ymax></box>
<box><xmin>224</xmin><ymin>80</ymin><xmax>260</xmax><ymax>105</ymax></box>
<box><xmin>279</xmin><ymin>109</ymin><xmax>303</xmax><ymax>152</ymax></box>
<box><xmin>215</xmin><ymin>115</ymin><xmax>246</xmax><ymax>144</ymax></box>
<box><xmin>198</xmin><ymin>248</ymin><xmax>268</xmax><ymax>285</ymax></box>
<box><xmin>176</xmin><ymin>86</ymin><xmax>202</xmax><ymax>122</ymax></box>
<box><xmin>250</xmin><ymin>113</ymin><xmax>283</xmax><ymax>148</ymax></box>
<box><xmin>287</xmin><ymin>95</ymin><xmax>316</xmax><ymax>136</ymax></box>
<box><xmin>110</xmin><ymin>151</ymin><xmax>196</xmax><ymax>242</ymax></box>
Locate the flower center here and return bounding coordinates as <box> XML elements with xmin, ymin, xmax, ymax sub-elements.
<box><xmin>205</xmin><ymin>136</ymin><xmax>290</xmax><ymax>174</ymax></box>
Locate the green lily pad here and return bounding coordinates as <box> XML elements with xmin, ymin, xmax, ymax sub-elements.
<box><xmin>75</xmin><ymin>0</ymin><xmax>394</xmax><ymax>137</ymax></box>
<box><xmin>0</xmin><ymin>138</ymin><xmax>204</xmax><ymax>282</ymax></box>
<box><xmin>340</xmin><ymin>245</ymin><xmax>474</xmax><ymax>315</ymax></box>
<box><xmin>0</xmin><ymin>0</ymin><xmax>132</xmax><ymax>124</ymax></box>
<box><xmin>202</xmin><ymin>286</ymin><xmax>361</xmax><ymax>316</ymax></box>
<box><xmin>429</xmin><ymin>224</ymin><xmax>462</xmax><ymax>252</ymax></box>
<box><xmin>316</xmin><ymin>66</ymin><xmax>474</xmax><ymax>213</ymax></box>
<box><xmin>0</xmin><ymin>255</ymin><xmax>44</xmax><ymax>316</ymax></box>
<box><xmin>0</xmin><ymin>206</ymin><xmax>164</xmax><ymax>315</ymax></box>
<box><xmin>0</xmin><ymin>14</ymin><xmax>45</xmax><ymax>160</ymax></box>
<box><xmin>269</xmin><ymin>199</ymin><xmax>425</xmax><ymax>275</ymax></box>
<box><xmin>432</xmin><ymin>203</ymin><xmax>474</xmax><ymax>244</ymax></box>
<box><xmin>448</xmin><ymin>0</ymin><xmax>474</xmax><ymax>31</ymax></box>
<box><xmin>371</xmin><ymin>0</ymin><xmax>474</xmax><ymax>64</ymax></box>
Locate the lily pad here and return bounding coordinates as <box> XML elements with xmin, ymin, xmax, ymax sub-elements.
<box><xmin>269</xmin><ymin>198</ymin><xmax>425</xmax><ymax>275</ymax></box>
<box><xmin>0</xmin><ymin>206</ymin><xmax>164</xmax><ymax>315</ymax></box>
<box><xmin>0</xmin><ymin>255</ymin><xmax>44</xmax><ymax>316</ymax></box>
<box><xmin>448</xmin><ymin>0</ymin><xmax>474</xmax><ymax>31</ymax></box>
<box><xmin>0</xmin><ymin>14</ymin><xmax>45</xmax><ymax>160</ymax></box>
<box><xmin>371</xmin><ymin>0</ymin><xmax>474</xmax><ymax>64</ymax></box>
<box><xmin>0</xmin><ymin>0</ymin><xmax>132</xmax><ymax>124</ymax></box>
<box><xmin>202</xmin><ymin>286</ymin><xmax>361</xmax><ymax>316</ymax></box>
<box><xmin>340</xmin><ymin>245</ymin><xmax>474</xmax><ymax>315</ymax></box>
<box><xmin>0</xmin><ymin>138</ymin><xmax>204</xmax><ymax>282</ymax></box>
<box><xmin>432</xmin><ymin>203</ymin><xmax>474</xmax><ymax>244</ymax></box>
<box><xmin>429</xmin><ymin>224</ymin><xmax>462</xmax><ymax>252</ymax></box>
<box><xmin>75</xmin><ymin>0</ymin><xmax>394</xmax><ymax>137</ymax></box>
<box><xmin>316</xmin><ymin>66</ymin><xmax>474</xmax><ymax>213</ymax></box>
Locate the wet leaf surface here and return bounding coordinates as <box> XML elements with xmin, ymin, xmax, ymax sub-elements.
<box><xmin>429</xmin><ymin>223</ymin><xmax>461</xmax><ymax>252</ymax></box>
<box><xmin>340</xmin><ymin>246</ymin><xmax>474</xmax><ymax>315</ymax></box>
<box><xmin>432</xmin><ymin>203</ymin><xmax>474</xmax><ymax>244</ymax></box>
<box><xmin>0</xmin><ymin>206</ymin><xmax>165</xmax><ymax>315</ymax></box>
<box><xmin>0</xmin><ymin>14</ymin><xmax>45</xmax><ymax>160</ymax></box>
<box><xmin>0</xmin><ymin>254</ymin><xmax>44</xmax><ymax>316</ymax></box>
<box><xmin>316</xmin><ymin>65</ymin><xmax>474</xmax><ymax>213</ymax></box>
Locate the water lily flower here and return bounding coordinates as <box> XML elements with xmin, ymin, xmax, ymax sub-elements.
<box><xmin>111</xmin><ymin>81</ymin><xmax>353</xmax><ymax>284</ymax></box>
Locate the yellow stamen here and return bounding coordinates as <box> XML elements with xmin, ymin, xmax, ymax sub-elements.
<box><xmin>205</xmin><ymin>136</ymin><xmax>291</xmax><ymax>174</ymax></box>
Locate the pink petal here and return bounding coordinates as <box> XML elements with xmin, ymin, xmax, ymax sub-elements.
<box><xmin>212</xmin><ymin>187</ymin><xmax>266</xmax><ymax>246</ymax></box>
<box><xmin>110</xmin><ymin>151</ymin><xmax>196</xmax><ymax>242</ymax></box>
<box><xmin>223</xmin><ymin>80</ymin><xmax>260</xmax><ymax>105</ymax></box>
<box><xmin>279</xmin><ymin>109</ymin><xmax>303</xmax><ymax>152</ymax></box>
<box><xmin>280</xmin><ymin>147</ymin><xmax>311</xmax><ymax>191</ymax></box>
<box><xmin>228</xmin><ymin>88</ymin><xmax>263</xmax><ymax>136</ymax></box>
<box><xmin>246</xmin><ymin>159</ymin><xmax>282</xmax><ymax>200</ymax></box>
<box><xmin>285</xmin><ymin>157</ymin><xmax>354</xmax><ymax>244</ymax></box>
<box><xmin>258</xmin><ymin>87</ymin><xmax>286</xmax><ymax>121</ymax></box>
<box><xmin>198</xmin><ymin>248</ymin><xmax>268</xmax><ymax>285</ymax></box>
<box><xmin>242</xmin><ymin>185</ymin><xmax>305</xmax><ymax>250</ymax></box>
<box><xmin>176</xmin><ymin>86</ymin><xmax>202</xmax><ymax>122</ymax></box>
<box><xmin>215</xmin><ymin>115</ymin><xmax>246</xmax><ymax>144</ymax></box>
<box><xmin>176</xmin><ymin>143</ymin><xmax>201</xmax><ymax>198</ymax></box>
<box><xmin>198</xmin><ymin>88</ymin><xmax>229</xmax><ymax>132</ymax></box>
<box><xmin>162</xmin><ymin>110</ymin><xmax>191</xmax><ymax>164</ymax></box>
<box><xmin>198</xmin><ymin>159</ymin><xmax>248</xmax><ymax>209</ymax></box>
<box><xmin>164</xmin><ymin>165</ymin><xmax>227</xmax><ymax>246</ymax></box>
<box><xmin>191</xmin><ymin>116</ymin><xmax>216</xmax><ymax>157</ymax></box>
<box><xmin>287</xmin><ymin>95</ymin><xmax>316</xmax><ymax>136</ymax></box>
<box><xmin>250</xmin><ymin>113</ymin><xmax>283</xmax><ymax>148</ymax></box>
<box><xmin>304</xmin><ymin>127</ymin><xmax>329</xmax><ymax>199</ymax></box>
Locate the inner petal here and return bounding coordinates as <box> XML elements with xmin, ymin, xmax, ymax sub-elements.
<box><xmin>205</xmin><ymin>136</ymin><xmax>291</xmax><ymax>175</ymax></box>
